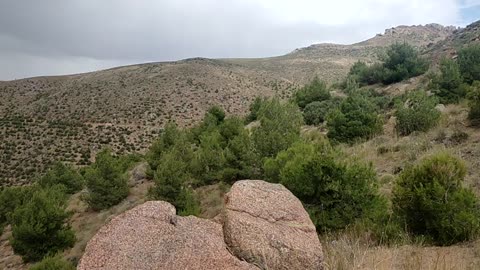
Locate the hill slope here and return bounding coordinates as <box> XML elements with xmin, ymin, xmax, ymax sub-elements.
<box><xmin>0</xmin><ymin>23</ymin><xmax>463</xmax><ymax>185</ymax></box>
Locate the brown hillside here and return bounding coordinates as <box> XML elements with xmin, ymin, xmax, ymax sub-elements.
<box><xmin>0</xmin><ymin>23</ymin><xmax>460</xmax><ymax>185</ymax></box>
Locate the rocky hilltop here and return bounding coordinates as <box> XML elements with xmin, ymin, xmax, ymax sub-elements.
<box><xmin>78</xmin><ymin>180</ymin><xmax>324</xmax><ymax>270</ymax></box>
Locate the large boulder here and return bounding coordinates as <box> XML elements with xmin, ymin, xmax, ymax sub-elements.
<box><xmin>77</xmin><ymin>201</ymin><xmax>256</xmax><ymax>270</ymax></box>
<box><xmin>223</xmin><ymin>180</ymin><xmax>324</xmax><ymax>270</ymax></box>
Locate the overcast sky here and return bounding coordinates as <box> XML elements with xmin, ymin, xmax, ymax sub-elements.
<box><xmin>0</xmin><ymin>0</ymin><xmax>479</xmax><ymax>80</ymax></box>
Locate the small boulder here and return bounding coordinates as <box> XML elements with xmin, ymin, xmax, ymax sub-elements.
<box><xmin>435</xmin><ymin>104</ymin><xmax>446</xmax><ymax>112</ymax></box>
<box><xmin>78</xmin><ymin>201</ymin><xmax>256</xmax><ymax>270</ymax></box>
<box><xmin>223</xmin><ymin>180</ymin><xmax>324</xmax><ymax>270</ymax></box>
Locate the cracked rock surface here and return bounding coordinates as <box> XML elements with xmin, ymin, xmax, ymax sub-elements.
<box><xmin>77</xmin><ymin>201</ymin><xmax>257</xmax><ymax>270</ymax></box>
<box><xmin>78</xmin><ymin>180</ymin><xmax>323</xmax><ymax>270</ymax></box>
<box><xmin>223</xmin><ymin>180</ymin><xmax>324</xmax><ymax>270</ymax></box>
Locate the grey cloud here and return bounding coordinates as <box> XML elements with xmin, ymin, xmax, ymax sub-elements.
<box><xmin>0</xmin><ymin>0</ymin><xmax>464</xmax><ymax>80</ymax></box>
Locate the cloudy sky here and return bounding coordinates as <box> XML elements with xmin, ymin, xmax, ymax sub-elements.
<box><xmin>0</xmin><ymin>0</ymin><xmax>478</xmax><ymax>80</ymax></box>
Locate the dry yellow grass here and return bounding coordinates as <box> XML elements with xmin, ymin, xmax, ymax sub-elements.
<box><xmin>322</xmin><ymin>233</ymin><xmax>480</xmax><ymax>270</ymax></box>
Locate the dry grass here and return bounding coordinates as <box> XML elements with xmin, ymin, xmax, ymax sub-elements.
<box><xmin>322</xmin><ymin>232</ymin><xmax>480</xmax><ymax>270</ymax></box>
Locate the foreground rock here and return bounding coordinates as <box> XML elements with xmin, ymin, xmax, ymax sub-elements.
<box><xmin>78</xmin><ymin>201</ymin><xmax>256</xmax><ymax>270</ymax></box>
<box><xmin>223</xmin><ymin>180</ymin><xmax>324</xmax><ymax>270</ymax></box>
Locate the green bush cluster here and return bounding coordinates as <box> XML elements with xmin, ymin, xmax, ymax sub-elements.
<box><xmin>0</xmin><ymin>186</ymin><xmax>36</xmax><ymax>232</ymax></box>
<box><xmin>38</xmin><ymin>162</ymin><xmax>84</xmax><ymax>194</ymax></box>
<box><xmin>394</xmin><ymin>90</ymin><xmax>440</xmax><ymax>135</ymax></box>
<box><xmin>147</xmin><ymin>106</ymin><xmax>268</xmax><ymax>214</ymax></box>
<box><xmin>252</xmin><ymin>98</ymin><xmax>303</xmax><ymax>158</ymax></box>
<box><xmin>84</xmin><ymin>149</ymin><xmax>129</xmax><ymax>210</ymax></box>
<box><xmin>29</xmin><ymin>255</ymin><xmax>75</xmax><ymax>270</ymax></box>
<box><xmin>467</xmin><ymin>81</ymin><xmax>480</xmax><ymax>126</ymax></box>
<box><xmin>458</xmin><ymin>44</ymin><xmax>480</xmax><ymax>84</ymax></box>
<box><xmin>264</xmin><ymin>139</ymin><xmax>387</xmax><ymax>232</ymax></box>
<box><xmin>10</xmin><ymin>186</ymin><xmax>75</xmax><ymax>262</ymax></box>
<box><xmin>393</xmin><ymin>152</ymin><xmax>480</xmax><ymax>245</ymax></box>
<box><xmin>294</xmin><ymin>77</ymin><xmax>331</xmax><ymax>109</ymax></box>
<box><xmin>303</xmin><ymin>100</ymin><xmax>335</xmax><ymax>125</ymax></box>
<box><xmin>326</xmin><ymin>93</ymin><xmax>383</xmax><ymax>143</ymax></box>
<box><xmin>346</xmin><ymin>43</ymin><xmax>428</xmax><ymax>86</ymax></box>
<box><xmin>429</xmin><ymin>58</ymin><xmax>466</xmax><ymax>104</ymax></box>
<box><xmin>293</xmin><ymin>77</ymin><xmax>340</xmax><ymax>126</ymax></box>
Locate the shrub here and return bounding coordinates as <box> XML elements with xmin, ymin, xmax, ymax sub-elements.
<box><xmin>221</xmin><ymin>128</ymin><xmax>259</xmax><ymax>182</ymax></box>
<box><xmin>245</xmin><ymin>97</ymin><xmax>267</xmax><ymax>123</ymax></box>
<box><xmin>148</xmin><ymin>134</ymin><xmax>200</xmax><ymax>216</ymax></box>
<box><xmin>146</xmin><ymin>122</ymin><xmax>182</xmax><ymax>171</ymax></box>
<box><xmin>346</xmin><ymin>43</ymin><xmax>428</xmax><ymax>86</ymax></box>
<box><xmin>458</xmin><ymin>44</ymin><xmax>480</xmax><ymax>84</ymax></box>
<box><xmin>346</xmin><ymin>61</ymin><xmax>385</xmax><ymax>86</ymax></box>
<box><xmin>191</xmin><ymin>131</ymin><xmax>227</xmax><ymax>184</ymax></box>
<box><xmin>11</xmin><ymin>186</ymin><xmax>75</xmax><ymax>262</ymax></box>
<box><xmin>381</xmin><ymin>43</ymin><xmax>428</xmax><ymax>84</ymax></box>
<box><xmin>429</xmin><ymin>58</ymin><xmax>465</xmax><ymax>103</ymax></box>
<box><xmin>176</xmin><ymin>188</ymin><xmax>201</xmax><ymax>216</ymax></box>
<box><xmin>303</xmin><ymin>100</ymin><xmax>336</xmax><ymax>126</ymax></box>
<box><xmin>264</xmin><ymin>140</ymin><xmax>387</xmax><ymax>232</ymax></box>
<box><xmin>467</xmin><ymin>81</ymin><xmax>480</xmax><ymax>126</ymax></box>
<box><xmin>150</xmin><ymin>151</ymin><xmax>190</xmax><ymax>203</ymax></box>
<box><xmin>0</xmin><ymin>186</ymin><xmax>36</xmax><ymax>232</ymax></box>
<box><xmin>29</xmin><ymin>255</ymin><xmax>75</xmax><ymax>270</ymax></box>
<box><xmin>252</xmin><ymin>99</ymin><xmax>303</xmax><ymax>158</ymax></box>
<box><xmin>394</xmin><ymin>90</ymin><xmax>440</xmax><ymax>135</ymax></box>
<box><xmin>393</xmin><ymin>152</ymin><xmax>480</xmax><ymax>245</ymax></box>
<box><xmin>206</xmin><ymin>105</ymin><xmax>225</xmax><ymax>123</ymax></box>
<box><xmin>84</xmin><ymin>149</ymin><xmax>129</xmax><ymax>210</ymax></box>
<box><xmin>38</xmin><ymin>162</ymin><xmax>84</xmax><ymax>194</ymax></box>
<box><xmin>294</xmin><ymin>77</ymin><xmax>331</xmax><ymax>108</ymax></box>
<box><xmin>326</xmin><ymin>94</ymin><xmax>383</xmax><ymax>143</ymax></box>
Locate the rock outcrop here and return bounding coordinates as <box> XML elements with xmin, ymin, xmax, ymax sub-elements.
<box><xmin>223</xmin><ymin>180</ymin><xmax>324</xmax><ymax>270</ymax></box>
<box><xmin>78</xmin><ymin>180</ymin><xmax>323</xmax><ymax>270</ymax></box>
<box><xmin>77</xmin><ymin>201</ymin><xmax>256</xmax><ymax>270</ymax></box>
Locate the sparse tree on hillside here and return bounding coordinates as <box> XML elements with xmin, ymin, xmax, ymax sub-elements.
<box><xmin>38</xmin><ymin>162</ymin><xmax>84</xmax><ymax>194</ymax></box>
<box><xmin>467</xmin><ymin>81</ymin><xmax>480</xmax><ymax>126</ymax></box>
<box><xmin>11</xmin><ymin>186</ymin><xmax>75</xmax><ymax>262</ymax></box>
<box><xmin>252</xmin><ymin>99</ymin><xmax>303</xmax><ymax>158</ymax></box>
<box><xmin>395</xmin><ymin>90</ymin><xmax>440</xmax><ymax>135</ymax></box>
<box><xmin>430</xmin><ymin>58</ymin><xmax>465</xmax><ymax>103</ymax></box>
<box><xmin>294</xmin><ymin>77</ymin><xmax>331</xmax><ymax>108</ymax></box>
<box><xmin>393</xmin><ymin>152</ymin><xmax>480</xmax><ymax>245</ymax></box>
<box><xmin>326</xmin><ymin>94</ymin><xmax>383</xmax><ymax>143</ymax></box>
<box><xmin>84</xmin><ymin>149</ymin><xmax>129</xmax><ymax>210</ymax></box>
<box><xmin>458</xmin><ymin>44</ymin><xmax>480</xmax><ymax>84</ymax></box>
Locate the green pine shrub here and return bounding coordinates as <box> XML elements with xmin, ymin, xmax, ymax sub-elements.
<box><xmin>394</xmin><ymin>90</ymin><xmax>440</xmax><ymax>135</ymax></box>
<box><xmin>252</xmin><ymin>98</ymin><xmax>303</xmax><ymax>158</ymax></box>
<box><xmin>458</xmin><ymin>44</ymin><xmax>480</xmax><ymax>84</ymax></box>
<box><xmin>245</xmin><ymin>97</ymin><xmax>267</xmax><ymax>123</ymax></box>
<box><xmin>345</xmin><ymin>43</ymin><xmax>428</xmax><ymax>86</ymax></box>
<box><xmin>326</xmin><ymin>94</ymin><xmax>383</xmax><ymax>143</ymax></box>
<box><xmin>38</xmin><ymin>162</ymin><xmax>84</xmax><ymax>194</ymax></box>
<box><xmin>84</xmin><ymin>149</ymin><xmax>129</xmax><ymax>210</ymax></box>
<box><xmin>264</xmin><ymin>140</ymin><xmax>387</xmax><ymax>232</ymax></box>
<box><xmin>303</xmin><ymin>100</ymin><xmax>337</xmax><ymax>126</ymax></box>
<box><xmin>393</xmin><ymin>152</ymin><xmax>480</xmax><ymax>245</ymax></box>
<box><xmin>467</xmin><ymin>81</ymin><xmax>480</xmax><ymax>126</ymax></box>
<box><xmin>146</xmin><ymin>122</ymin><xmax>182</xmax><ymax>172</ymax></box>
<box><xmin>294</xmin><ymin>77</ymin><xmax>331</xmax><ymax>108</ymax></box>
<box><xmin>11</xmin><ymin>186</ymin><xmax>75</xmax><ymax>262</ymax></box>
<box><xmin>0</xmin><ymin>186</ymin><xmax>36</xmax><ymax>233</ymax></box>
<box><xmin>29</xmin><ymin>255</ymin><xmax>75</xmax><ymax>270</ymax></box>
<box><xmin>429</xmin><ymin>58</ymin><xmax>466</xmax><ymax>104</ymax></box>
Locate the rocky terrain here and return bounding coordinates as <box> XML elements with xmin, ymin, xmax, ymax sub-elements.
<box><xmin>78</xmin><ymin>180</ymin><xmax>324</xmax><ymax>270</ymax></box>
<box><xmin>0</xmin><ymin>23</ymin><xmax>463</xmax><ymax>185</ymax></box>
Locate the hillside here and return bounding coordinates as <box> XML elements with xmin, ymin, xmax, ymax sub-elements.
<box><xmin>0</xmin><ymin>23</ymin><xmax>462</xmax><ymax>185</ymax></box>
